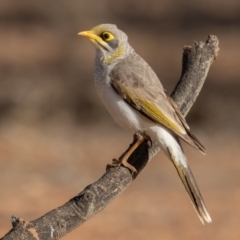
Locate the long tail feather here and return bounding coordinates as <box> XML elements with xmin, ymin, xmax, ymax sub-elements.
<box><xmin>167</xmin><ymin>147</ymin><xmax>212</xmax><ymax>224</ymax></box>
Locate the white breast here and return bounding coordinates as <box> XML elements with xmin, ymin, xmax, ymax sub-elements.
<box><xmin>95</xmin><ymin>79</ymin><xmax>150</xmax><ymax>132</ymax></box>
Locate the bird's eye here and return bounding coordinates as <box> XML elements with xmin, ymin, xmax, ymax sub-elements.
<box><xmin>101</xmin><ymin>32</ymin><xmax>114</xmax><ymax>41</ymax></box>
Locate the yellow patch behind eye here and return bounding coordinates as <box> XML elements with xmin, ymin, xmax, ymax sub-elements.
<box><xmin>102</xmin><ymin>32</ymin><xmax>115</xmax><ymax>41</ymax></box>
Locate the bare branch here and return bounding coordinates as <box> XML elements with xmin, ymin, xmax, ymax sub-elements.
<box><xmin>1</xmin><ymin>35</ymin><xmax>219</xmax><ymax>240</ymax></box>
<box><xmin>172</xmin><ymin>35</ymin><xmax>219</xmax><ymax>116</ymax></box>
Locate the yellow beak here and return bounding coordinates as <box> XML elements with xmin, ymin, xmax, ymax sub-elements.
<box><xmin>78</xmin><ymin>31</ymin><xmax>100</xmax><ymax>41</ymax></box>
<box><xmin>78</xmin><ymin>31</ymin><xmax>109</xmax><ymax>50</ymax></box>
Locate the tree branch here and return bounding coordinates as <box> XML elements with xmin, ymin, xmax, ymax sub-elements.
<box><xmin>1</xmin><ymin>35</ymin><xmax>219</xmax><ymax>240</ymax></box>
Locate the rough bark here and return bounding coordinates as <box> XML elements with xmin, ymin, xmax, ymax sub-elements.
<box><xmin>1</xmin><ymin>35</ymin><xmax>219</xmax><ymax>240</ymax></box>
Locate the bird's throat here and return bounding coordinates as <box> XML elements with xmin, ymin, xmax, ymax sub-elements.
<box><xmin>103</xmin><ymin>46</ymin><xmax>124</xmax><ymax>64</ymax></box>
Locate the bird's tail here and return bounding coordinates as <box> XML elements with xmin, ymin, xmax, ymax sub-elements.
<box><xmin>166</xmin><ymin>146</ymin><xmax>212</xmax><ymax>224</ymax></box>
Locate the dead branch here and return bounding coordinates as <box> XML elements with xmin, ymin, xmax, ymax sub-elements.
<box><xmin>1</xmin><ymin>35</ymin><xmax>219</xmax><ymax>240</ymax></box>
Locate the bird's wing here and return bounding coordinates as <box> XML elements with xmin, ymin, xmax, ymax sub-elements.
<box><xmin>110</xmin><ymin>53</ymin><xmax>205</xmax><ymax>153</ymax></box>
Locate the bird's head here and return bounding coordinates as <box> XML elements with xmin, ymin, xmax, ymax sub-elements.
<box><xmin>78</xmin><ymin>24</ymin><xmax>132</xmax><ymax>64</ymax></box>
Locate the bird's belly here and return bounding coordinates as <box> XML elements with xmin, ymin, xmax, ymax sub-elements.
<box><xmin>96</xmin><ymin>82</ymin><xmax>151</xmax><ymax>132</ymax></box>
<box><xmin>95</xmin><ymin>80</ymin><xmax>174</xmax><ymax>156</ymax></box>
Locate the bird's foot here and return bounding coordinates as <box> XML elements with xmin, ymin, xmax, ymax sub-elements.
<box><xmin>107</xmin><ymin>158</ymin><xmax>137</xmax><ymax>174</ymax></box>
<box><xmin>107</xmin><ymin>158</ymin><xmax>121</xmax><ymax>168</ymax></box>
<box><xmin>107</xmin><ymin>132</ymin><xmax>146</xmax><ymax>176</ymax></box>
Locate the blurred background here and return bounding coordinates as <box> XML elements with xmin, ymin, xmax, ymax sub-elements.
<box><xmin>0</xmin><ymin>0</ymin><xmax>240</xmax><ymax>239</ymax></box>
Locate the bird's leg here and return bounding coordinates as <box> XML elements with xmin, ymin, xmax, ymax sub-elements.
<box><xmin>107</xmin><ymin>132</ymin><xmax>146</xmax><ymax>174</ymax></box>
<box><xmin>119</xmin><ymin>132</ymin><xmax>146</xmax><ymax>173</ymax></box>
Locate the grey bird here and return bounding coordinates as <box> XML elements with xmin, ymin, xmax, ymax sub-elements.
<box><xmin>79</xmin><ymin>23</ymin><xmax>211</xmax><ymax>224</ymax></box>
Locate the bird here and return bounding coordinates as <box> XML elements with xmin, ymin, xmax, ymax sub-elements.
<box><xmin>78</xmin><ymin>23</ymin><xmax>211</xmax><ymax>224</ymax></box>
